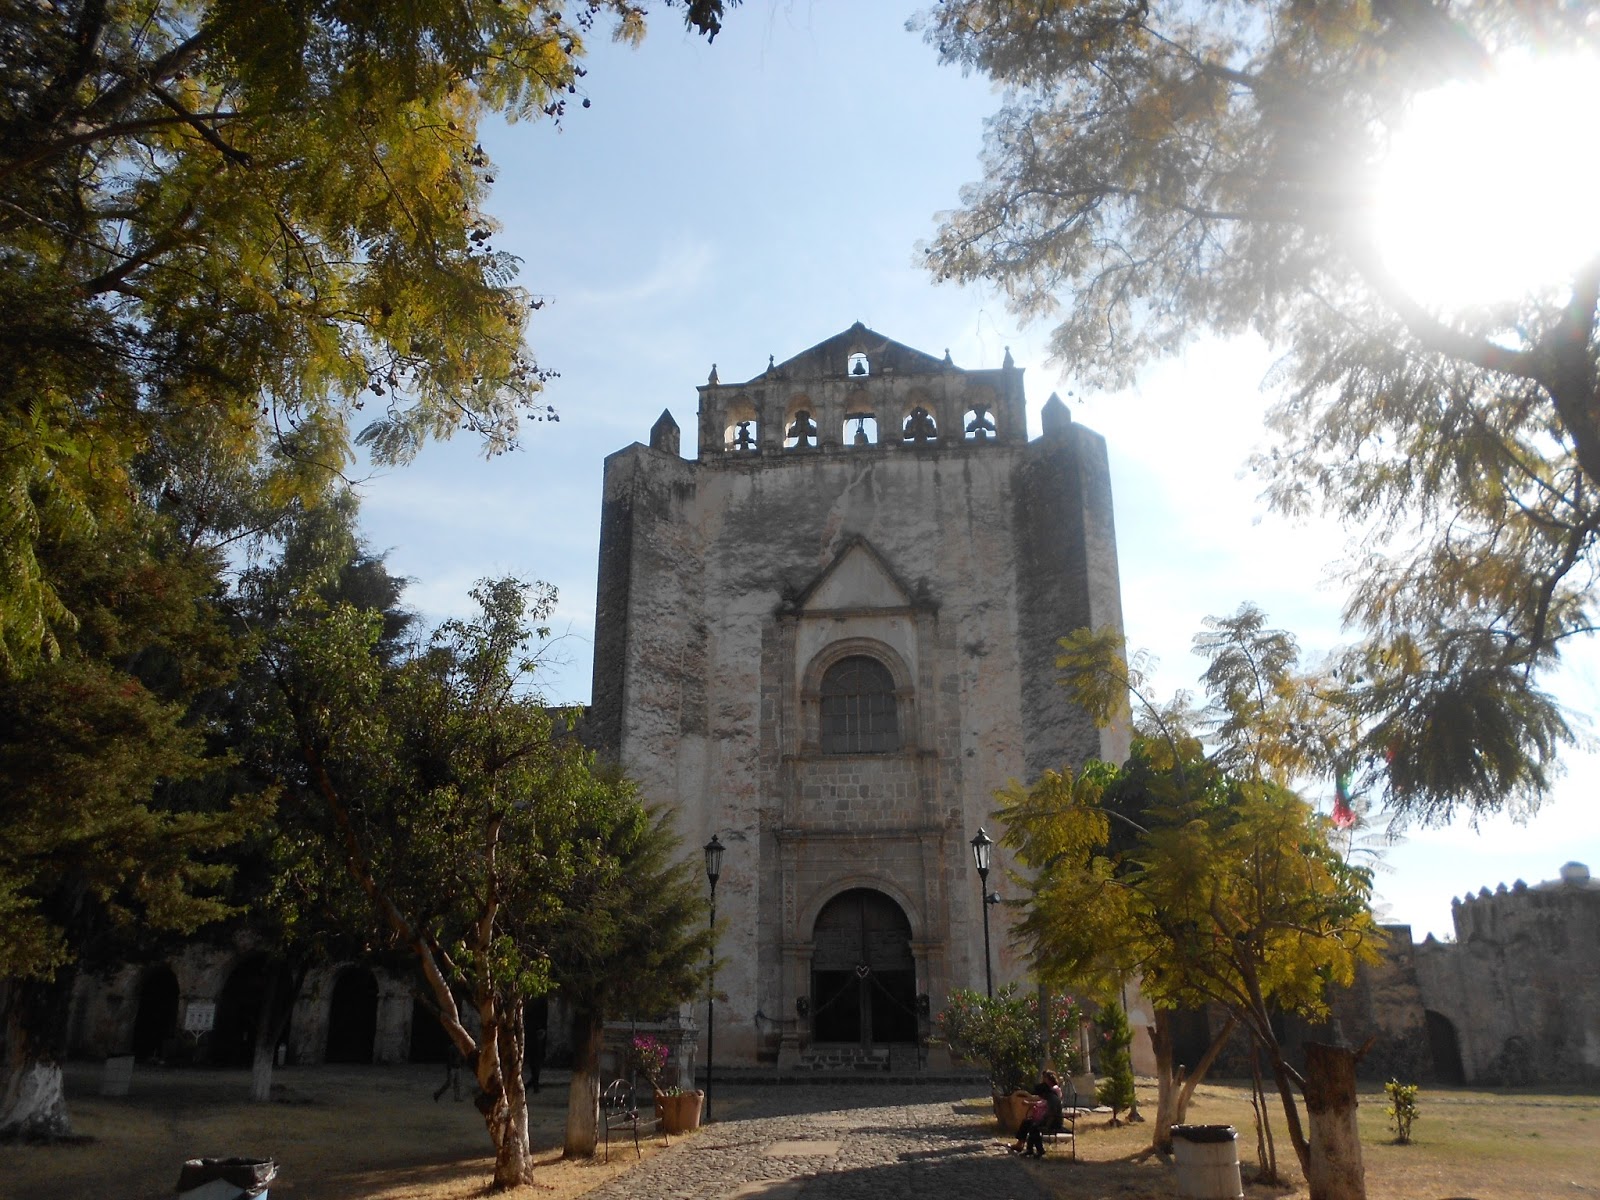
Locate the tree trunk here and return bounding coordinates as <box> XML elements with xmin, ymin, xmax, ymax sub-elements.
<box><xmin>563</xmin><ymin>1009</ymin><xmax>604</xmax><ymax>1159</ymax></box>
<box><xmin>0</xmin><ymin>976</ymin><xmax>75</xmax><ymax>1140</ymax></box>
<box><xmin>488</xmin><ymin>1008</ymin><xmax>531</xmax><ymax>1189</ymax></box>
<box><xmin>1149</xmin><ymin>1009</ymin><xmax>1236</xmax><ymax>1156</ymax></box>
<box><xmin>1174</xmin><ymin>1013</ymin><xmax>1236</xmax><ymax>1125</ymax></box>
<box><xmin>1303</xmin><ymin>1042</ymin><xmax>1366</xmax><ymax>1200</ymax></box>
<box><xmin>1266</xmin><ymin>1039</ymin><xmax>1312</xmax><ymax>1174</ymax></box>
<box><xmin>247</xmin><ymin>959</ymin><xmax>307</xmax><ymax>1103</ymax></box>
<box><xmin>1149</xmin><ymin>1009</ymin><xmax>1180</xmax><ymax>1156</ymax></box>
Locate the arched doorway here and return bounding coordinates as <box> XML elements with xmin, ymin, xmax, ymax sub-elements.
<box><xmin>325</xmin><ymin>967</ymin><xmax>378</xmax><ymax>1064</ymax></box>
<box><xmin>809</xmin><ymin>888</ymin><xmax>918</xmax><ymax>1046</ymax></box>
<box><xmin>213</xmin><ymin>955</ymin><xmax>274</xmax><ymax>1067</ymax></box>
<box><xmin>132</xmin><ymin>965</ymin><xmax>179</xmax><ymax>1061</ymax></box>
<box><xmin>1425</xmin><ymin>1009</ymin><xmax>1466</xmax><ymax>1084</ymax></box>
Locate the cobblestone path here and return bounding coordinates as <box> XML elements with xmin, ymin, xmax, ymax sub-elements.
<box><xmin>585</xmin><ymin>1083</ymin><xmax>1058</xmax><ymax>1200</ymax></box>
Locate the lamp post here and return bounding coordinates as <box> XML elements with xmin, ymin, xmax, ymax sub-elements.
<box><xmin>970</xmin><ymin>828</ymin><xmax>997</xmax><ymax>998</ymax></box>
<box><xmin>703</xmin><ymin>833</ymin><xmax>723</xmax><ymax>1122</ymax></box>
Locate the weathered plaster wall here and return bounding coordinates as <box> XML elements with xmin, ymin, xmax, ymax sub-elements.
<box><xmin>69</xmin><ymin>941</ymin><xmax>417</xmax><ymax>1067</ymax></box>
<box><xmin>591</xmin><ymin>329</ymin><xmax>1127</xmax><ymax>1065</ymax></box>
<box><xmin>1414</xmin><ymin>872</ymin><xmax>1600</xmax><ymax>1084</ymax></box>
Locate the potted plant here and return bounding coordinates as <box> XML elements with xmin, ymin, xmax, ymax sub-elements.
<box><xmin>631</xmin><ymin>1035</ymin><xmax>703</xmax><ymax>1133</ymax></box>
<box><xmin>936</xmin><ymin>986</ymin><xmax>1085</xmax><ymax>1133</ymax></box>
<box><xmin>653</xmin><ymin>1085</ymin><xmax>705</xmax><ymax>1133</ymax></box>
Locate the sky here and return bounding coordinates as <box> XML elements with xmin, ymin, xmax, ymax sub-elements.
<box><xmin>351</xmin><ymin>2</ymin><xmax>1600</xmax><ymax>942</ymax></box>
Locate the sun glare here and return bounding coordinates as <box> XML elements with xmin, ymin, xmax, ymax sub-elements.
<box><xmin>1372</xmin><ymin>53</ymin><xmax>1600</xmax><ymax>312</ymax></box>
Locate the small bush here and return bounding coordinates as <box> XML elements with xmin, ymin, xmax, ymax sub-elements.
<box><xmin>936</xmin><ymin>985</ymin><xmax>1085</xmax><ymax>1093</ymax></box>
<box><xmin>1384</xmin><ymin>1079</ymin><xmax>1419</xmax><ymax>1144</ymax></box>
<box><xmin>1095</xmin><ymin>1000</ymin><xmax>1137</xmax><ymax>1120</ymax></box>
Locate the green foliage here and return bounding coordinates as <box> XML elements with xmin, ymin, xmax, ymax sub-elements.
<box><xmin>936</xmin><ymin>984</ymin><xmax>1085</xmax><ymax>1093</ymax></box>
<box><xmin>0</xmin><ymin>0</ymin><xmax>729</xmax><ymax>666</ymax></box>
<box><xmin>259</xmin><ymin>572</ymin><xmax>711</xmax><ymax>1176</ymax></box>
<box><xmin>920</xmin><ymin>1</ymin><xmax>1597</xmax><ymax>823</ymax></box>
<box><xmin>1031</xmin><ymin>608</ymin><xmax>1388</xmax><ymax>1169</ymax></box>
<box><xmin>0</xmin><ymin>499</ymin><xmax>262</xmax><ymax>983</ymax></box>
<box><xmin>1095</xmin><ymin>1000</ymin><xmax>1137</xmax><ymax>1120</ymax></box>
<box><xmin>1384</xmin><ymin>1079</ymin><xmax>1419</xmax><ymax>1144</ymax></box>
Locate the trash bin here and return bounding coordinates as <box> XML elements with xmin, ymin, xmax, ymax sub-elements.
<box><xmin>1171</xmin><ymin>1125</ymin><xmax>1242</xmax><ymax>1200</ymax></box>
<box><xmin>175</xmin><ymin>1156</ymin><xmax>277</xmax><ymax>1200</ymax></box>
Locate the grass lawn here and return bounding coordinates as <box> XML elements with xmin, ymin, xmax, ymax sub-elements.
<box><xmin>0</xmin><ymin>1061</ymin><xmax>687</xmax><ymax>1200</ymax></box>
<box><xmin>1022</xmin><ymin>1077</ymin><xmax>1600</xmax><ymax>1200</ymax></box>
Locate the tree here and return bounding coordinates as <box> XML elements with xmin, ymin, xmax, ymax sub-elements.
<box><xmin>1095</xmin><ymin>1000</ymin><xmax>1137</xmax><ymax>1123</ymax></box>
<box><xmin>0</xmin><ymin>0</ymin><xmax>731</xmax><ymax>665</ymax></box>
<box><xmin>214</xmin><ymin>493</ymin><xmax>419</xmax><ymax>1104</ymax></box>
<box><xmin>999</xmin><ymin>608</ymin><xmax>1384</xmax><ymax>1196</ymax></box>
<box><xmin>0</xmin><ymin>492</ymin><xmax>262</xmax><ymax>1137</ymax></box>
<box><xmin>546</xmin><ymin>799</ymin><xmax>714</xmax><ymax>1158</ymax></box>
<box><xmin>918</xmin><ymin>2</ymin><xmax>1596</xmax><ymax>823</ymax></box>
<box><xmin>261</xmin><ymin>576</ymin><xmax>708</xmax><ymax>1185</ymax></box>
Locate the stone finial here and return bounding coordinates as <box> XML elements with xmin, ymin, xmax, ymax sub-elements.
<box><xmin>1041</xmin><ymin>391</ymin><xmax>1072</xmax><ymax>438</ymax></box>
<box><xmin>708</xmin><ymin>363</ymin><xmax>719</xmax><ymax>385</ymax></box>
<box><xmin>943</xmin><ymin>348</ymin><xmax>953</xmax><ymax>366</ymax></box>
<box><xmin>649</xmin><ymin>408</ymin><xmax>680</xmax><ymax>456</ymax></box>
<box><xmin>768</xmin><ymin>354</ymin><xmax>776</xmax><ymax>372</ymax></box>
<box><xmin>1002</xmin><ymin>346</ymin><xmax>1015</xmax><ymax>369</ymax></box>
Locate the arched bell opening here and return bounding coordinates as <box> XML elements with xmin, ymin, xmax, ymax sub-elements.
<box><xmin>843</xmin><ymin>412</ymin><xmax>879</xmax><ymax>447</ymax></box>
<box><xmin>808</xmin><ymin>888</ymin><xmax>918</xmax><ymax>1047</ymax></box>
<box><xmin>782</xmin><ymin>394</ymin><xmax>820</xmax><ymax>451</ymax></box>
<box><xmin>723</xmin><ymin>395</ymin><xmax>759</xmax><ymax>453</ymax></box>
<box><xmin>899</xmin><ymin>400</ymin><xmax>940</xmax><ymax>446</ymax></box>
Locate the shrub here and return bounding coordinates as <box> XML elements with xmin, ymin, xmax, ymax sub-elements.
<box><xmin>1095</xmin><ymin>1000</ymin><xmax>1137</xmax><ymax>1120</ymax></box>
<box><xmin>936</xmin><ymin>985</ymin><xmax>1085</xmax><ymax>1093</ymax></box>
<box><xmin>1384</xmin><ymin>1079</ymin><xmax>1419</xmax><ymax>1144</ymax></box>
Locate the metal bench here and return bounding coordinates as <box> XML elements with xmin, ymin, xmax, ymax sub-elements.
<box><xmin>601</xmin><ymin>1078</ymin><xmax>662</xmax><ymax>1162</ymax></box>
<box><xmin>1039</xmin><ymin>1081</ymin><xmax>1079</xmax><ymax>1160</ymax></box>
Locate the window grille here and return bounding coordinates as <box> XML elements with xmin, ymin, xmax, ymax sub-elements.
<box><xmin>819</xmin><ymin>656</ymin><xmax>900</xmax><ymax>754</ymax></box>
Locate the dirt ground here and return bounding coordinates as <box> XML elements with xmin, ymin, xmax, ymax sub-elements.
<box><xmin>0</xmin><ymin>1061</ymin><xmax>681</xmax><ymax>1200</ymax></box>
<box><xmin>2</xmin><ymin>1065</ymin><xmax>1596</xmax><ymax>1200</ymax></box>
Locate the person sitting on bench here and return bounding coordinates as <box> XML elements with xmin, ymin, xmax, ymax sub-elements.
<box><xmin>1010</xmin><ymin>1069</ymin><xmax>1065</xmax><ymax>1158</ymax></box>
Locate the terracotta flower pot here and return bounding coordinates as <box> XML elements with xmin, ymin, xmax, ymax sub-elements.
<box><xmin>993</xmin><ymin>1091</ymin><xmax>1032</xmax><ymax>1135</ymax></box>
<box><xmin>654</xmin><ymin>1089</ymin><xmax>705</xmax><ymax>1134</ymax></box>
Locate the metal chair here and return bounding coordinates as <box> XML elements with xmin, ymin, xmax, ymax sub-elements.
<box><xmin>601</xmin><ymin>1078</ymin><xmax>645</xmax><ymax>1162</ymax></box>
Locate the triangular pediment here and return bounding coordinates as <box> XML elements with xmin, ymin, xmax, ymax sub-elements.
<box><xmin>736</xmin><ymin>322</ymin><xmax>950</xmax><ymax>387</ymax></box>
<box><xmin>796</xmin><ymin>537</ymin><xmax>913</xmax><ymax>613</ymax></box>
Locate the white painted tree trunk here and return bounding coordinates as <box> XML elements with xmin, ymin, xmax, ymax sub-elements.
<box><xmin>0</xmin><ymin>1060</ymin><xmax>71</xmax><ymax>1140</ymax></box>
<box><xmin>1304</xmin><ymin>1042</ymin><xmax>1366</xmax><ymax>1200</ymax></box>
<box><xmin>250</xmin><ymin>1043</ymin><xmax>275</xmax><ymax>1103</ymax></box>
<box><xmin>563</xmin><ymin>1012</ymin><xmax>603</xmax><ymax>1159</ymax></box>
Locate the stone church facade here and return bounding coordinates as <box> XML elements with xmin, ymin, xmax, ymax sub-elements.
<box><xmin>587</xmin><ymin>323</ymin><xmax>1129</xmax><ymax>1065</ymax></box>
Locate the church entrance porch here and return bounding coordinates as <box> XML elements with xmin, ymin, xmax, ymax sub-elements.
<box><xmin>809</xmin><ymin>888</ymin><xmax>919</xmax><ymax>1049</ymax></box>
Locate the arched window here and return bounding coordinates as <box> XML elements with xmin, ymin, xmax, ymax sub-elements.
<box><xmin>820</xmin><ymin>656</ymin><xmax>899</xmax><ymax>754</ymax></box>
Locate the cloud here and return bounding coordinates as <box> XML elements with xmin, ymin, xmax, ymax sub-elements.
<box><xmin>564</xmin><ymin>240</ymin><xmax>715</xmax><ymax>310</ymax></box>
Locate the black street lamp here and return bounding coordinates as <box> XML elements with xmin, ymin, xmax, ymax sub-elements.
<box><xmin>703</xmin><ymin>833</ymin><xmax>723</xmax><ymax>1122</ymax></box>
<box><xmin>970</xmin><ymin>828</ymin><xmax>998</xmax><ymax>998</ymax></box>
